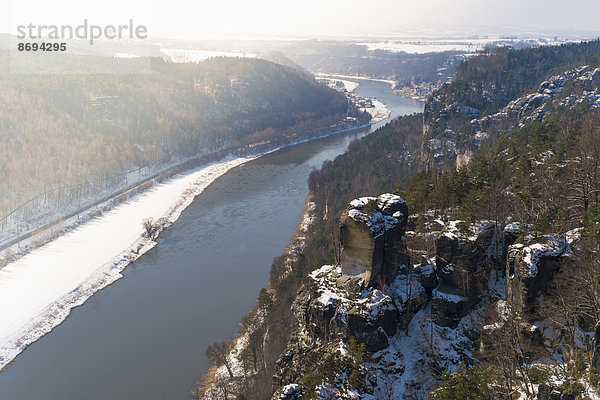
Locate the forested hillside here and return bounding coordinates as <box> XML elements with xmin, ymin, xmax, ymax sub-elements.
<box><xmin>405</xmin><ymin>104</ymin><xmax>600</xmax><ymax>234</ymax></box>
<box><xmin>429</xmin><ymin>39</ymin><xmax>600</xmax><ymax>116</ymax></box>
<box><xmin>423</xmin><ymin>39</ymin><xmax>600</xmax><ymax>167</ymax></box>
<box><xmin>0</xmin><ymin>54</ymin><xmax>347</xmax><ymax>244</ymax></box>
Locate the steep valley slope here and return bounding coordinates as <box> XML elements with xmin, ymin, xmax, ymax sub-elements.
<box><xmin>197</xmin><ymin>39</ymin><xmax>600</xmax><ymax>400</ymax></box>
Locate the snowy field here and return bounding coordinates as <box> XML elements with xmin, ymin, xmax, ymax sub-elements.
<box><xmin>159</xmin><ymin>48</ymin><xmax>258</xmax><ymax>63</ymax></box>
<box><xmin>0</xmin><ymin>155</ymin><xmax>257</xmax><ymax>371</ymax></box>
<box><xmin>359</xmin><ymin>37</ymin><xmax>565</xmax><ymax>54</ymax></box>
<box><xmin>315</xmin><ymin>75</ymin><xmax>360</xmax><ymax>92</ymax></box>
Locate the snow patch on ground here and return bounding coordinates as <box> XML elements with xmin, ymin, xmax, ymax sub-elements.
<box><xmin>368</xmin><ymin>303</ymin><xmax>482</xmax><ymax>399</ymax></box>
<box><xmin>505</xmin><ymin>222</ymin><xmax>521</xmax><ymax>234</ymax></box>
<box><xmin>276</xmin><ymin>384</ymin><xmax>301</xmax><ymax>399</ymax></box>
<box><xmin>432</xmin><ymin>288</ymin><xmax>467</xmax><ymax>304</ymax></box>
<box><xmin>565</xmin><ymin>227</ymin><xmax>583</xmax><ymax>245</ymax></box>
<box><xmin>359</xmin><ymin>37</ymin><xmax>566</xmax><ymax>54</ymax></box>
<box><xmin>314</xmin><ymin>73</ymin><xmax>396</xmax><ymax>88</ymax></box>
<box><xmin>160</xmin><ymin>48</ymin><xmax>257</xmax><ymax>63</ymax></box>
<box><xmin>437</xmin><ymin>219</ymin><xmax>494</xmax><ymax>242</ymax></box>
<box><xmin>468</xmin><ymin>220</ymin><xmax>494</xmax><ymax>241</ymax></box>
<box><xmin>315</xmin><ymin>76</ymin><xmax>360</xmax><ymax>93</ymax></box>
<box><xmin>441</xmin><ymin>220</ymin><xmax>463</xmax><ymax>240</ymax></box>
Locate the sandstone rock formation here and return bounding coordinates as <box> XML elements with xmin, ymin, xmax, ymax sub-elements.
<box><xmin>431</xmin><ymin>220</ymin><xmax>497</xmax><ymax>328</ymax></box>
<box><xmin>339</xmin><ymin>193</ymin><xmax>410</xmax><ymax>287</ymax></box>
<box><xmin>506</xmin><ymin>235</ymin><xmax>571</xmax><ymax>319</ymax></box>
<box><xmin>286</xmin><ymin>193</ymin><xmax>422</xmax><ymax>353</ymax></box>
<box><xmin>273</xmin><ymin>197</ymin><xmax>540</xmax><ymax>398</ymax></box>
<box><xmin>274</xmin><ymin>194</ymin><xmax>426</xmax><ymax>394</ymax></box>
<box><xmin>434</xmin><ymin>221</ymin><xmax>495</xmax><ymax>296</ymax></box>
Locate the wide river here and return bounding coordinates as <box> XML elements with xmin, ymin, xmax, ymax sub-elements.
<box><xmin>0</xmin><ymin>79</ymin><xmax>423</xmax><ymax>399</ymax></box>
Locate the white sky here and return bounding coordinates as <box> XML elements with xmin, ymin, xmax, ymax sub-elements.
<box><xmin>3</xmin><ymin>0</ymin><xmax>600</xmax><ymax>40</ymax></box>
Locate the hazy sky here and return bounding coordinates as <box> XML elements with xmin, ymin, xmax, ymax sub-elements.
<box><xmin>4</xmin><ymin>0</ymin><xmax>600</xmax><ymax>40</ymax></box>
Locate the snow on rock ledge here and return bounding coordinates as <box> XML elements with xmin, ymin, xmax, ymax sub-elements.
<box><xmin>508</xmin><ymin>236</ymin><xmax>569</xmax><ymax>279</ymax></box>
<box><xmin>347</xmin><ymin>194</ymin><xmax>407</xmax><ymax>238</ymax></box>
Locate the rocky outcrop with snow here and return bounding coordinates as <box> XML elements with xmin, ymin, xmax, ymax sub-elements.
<box><xmin>340</xmin><ymin>194</ymin><xmax>410</xmax><ymax>287</ymax></box>
<box><xmin>269</xmin><ymin>187</ymin><xmax>587</xmax><ymax>400</ymax></box>
<box><xmin>431</xmin><ymin>220</ymin><xmax>505</xmax><ymax>328</ymax></box>
<box><xmin>271</xmin><ymin>197</ymin><xmax>510</xmax><ymax>399</ymax></box>
<box><xmin>273</xmin><ymin>202</ymin><xmax>591</xmax><ymax>400</ymax></box>
<box><xmin>292</xmin><ymin>263</ymin><xmax>431</xmax><ymax>354</ymax></box>
<box><xmin>506</xmin><ymin>235</ymin><xmax>572</xmax><ymax>319</ymax></box>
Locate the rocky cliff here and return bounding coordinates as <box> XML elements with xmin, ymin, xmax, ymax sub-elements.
<box><xmin>506</xmin><ymin>234</ymin><xmax>572</xmax><ymax>320</ymax></box>
<box><xmin>271</xmin><ymin>194</ymin><xmax>528</xmax><ymax>399</ymax></box>
<box><xmin>339</xmin><ymin>194</ymin><xmax>410</xmax><ymax>287</ymax></box>
<box><xmin>269</xmin><ymin>188</ymin><xmax>593</xmax><ymax>400</ymax></box>
<box><xmin>273</xmin><ymin>194</ymin><xmax>430</xmax><ymax>399</ymax></box>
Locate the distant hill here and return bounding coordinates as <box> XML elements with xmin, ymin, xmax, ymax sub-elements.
<box><xmin>280</xmin><ymin>40</ymin><xmax>462</xmax><ymax>86</ymax></box>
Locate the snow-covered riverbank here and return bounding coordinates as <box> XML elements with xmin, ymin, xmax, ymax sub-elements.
<box><xmin>0</xmin><ymin>155</ymin><xmax>256</xmax><ymax>371</ymax></box>
<box><xmin>0</xmin><ymin>113</ymin><xmax>378</xmax><ymax>373</ymax></box>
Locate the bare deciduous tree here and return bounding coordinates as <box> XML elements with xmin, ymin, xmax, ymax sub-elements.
<box><xmin>206</xmin><ymin>341</ymin><xmax>234</xmax><ymax>378</ymax></box>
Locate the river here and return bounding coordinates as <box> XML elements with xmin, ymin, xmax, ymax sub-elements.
<box><xmin>0</xmin><ymin>79</ymin><xmax>422</xmax><ymax>400</ymax></box>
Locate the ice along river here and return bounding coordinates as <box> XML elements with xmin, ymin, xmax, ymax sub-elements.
<box><xmin>0</xmin><ymin>79</ymin><xmax>423</xmax><ymax>400</ymax></box>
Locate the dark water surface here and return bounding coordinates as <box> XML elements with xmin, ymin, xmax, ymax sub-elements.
<box><xmin>0</xmin><ymin>80</ymin><xmax>422</xmax><ymax>400</ymax></box>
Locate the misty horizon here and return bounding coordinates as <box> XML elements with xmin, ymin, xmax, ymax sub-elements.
<box><xmin>2</xmin><ymin>0</ymin><xmax>600</xmax><ymax>42</ymax></box>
